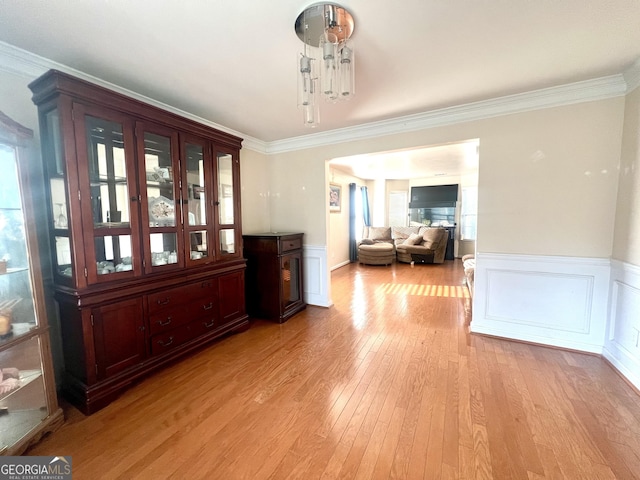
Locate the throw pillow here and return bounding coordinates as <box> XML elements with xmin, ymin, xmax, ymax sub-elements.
<box><xmin>360</xmin><ymin>239</ymin><xmax>374</xmax><ymax>245</ymax></box>
<box><xmin>369</xmin><ymin>227</ymin><xmax>391</xmax><ymax>241</ymax></box>
<box><xmin>392</xmin><ymin>226</ymin><xmax>420</xmax><ymax>240</ymax></box>
<box><xmin>404</xmin><ymin>233</ymin><xmax>422</xmax><ymax>245</ymax></box>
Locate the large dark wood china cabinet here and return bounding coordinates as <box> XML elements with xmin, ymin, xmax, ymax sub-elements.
<box><xmin>29</xmin><ymin>70</ymin><xmax>248</xmax><ymax>414</ymax></box>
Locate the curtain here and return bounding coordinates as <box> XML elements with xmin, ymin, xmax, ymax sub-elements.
<box><xmin>349</xmin><ymin>183</ymin><xmax>358</xmax><ymax>262</ymax></box>
<box><xmin>361</xmin><ymin>186</ymin><xmax>371</xmax><ymax>227</ymax></box>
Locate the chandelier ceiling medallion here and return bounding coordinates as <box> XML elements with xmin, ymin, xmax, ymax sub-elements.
<box><xmin>295</xmin><ymin>3</ymin><xmax>355</xmax><ymax>127</ymax></box>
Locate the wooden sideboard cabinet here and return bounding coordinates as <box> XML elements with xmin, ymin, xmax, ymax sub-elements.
<box><xmin>243</xmin><ymin>233</ymin><xmax>306</xmax><ymax>323</ymax></box>
<box><xmin>29</xmin><ymin>70</ymin><xmax>248</xmax><ymax>414</ymax></box>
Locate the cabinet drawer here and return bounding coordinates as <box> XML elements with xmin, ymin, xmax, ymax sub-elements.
<box><xmin>147</xmin><ymin>279</ymin><xmax>217</xmax><ymax>314</ymax></box>
<box><xmin>149</xmin><ymin>315</ymin><xmax>219</xmax><ymax>356</ymax></box>
<box><xmin>280</xmin><ymin>237</ymin><xmax>302</xmax><ymax>252</ymax></box>
<box><xmin>147</xmin><ymin>284</ymin><xmax>194</xmax><ymax>314</ymax></box>
<box><xmin>187</xmin><ymin>316</ymin><xmax>219</xmax><ymax>338</ymax></box>
<box><xmin>191</xmin><ymin>296</ymin><xmax>218</xmax><ymax>320</ymax></box>
<box><xmin>150</xmin><ymin>324</ymin><xmax>192</xmax><ymax>356</ymax></box>
<box><xmin>148</xmin><ymin>305</ymin><xmax>192</xmax><ymax>336</ymax></box>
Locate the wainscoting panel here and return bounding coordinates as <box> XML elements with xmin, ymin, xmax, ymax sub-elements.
<box><xmin>303</xmin><ymin>245</ymin><xmax>332</xmax><ymax>308</ymax></box>
<box><xmin>603</xmin><ymin>260</ymin><xmax>640</xmax><ymax>390</ymax></box>
<box><xmin>471</xmin><ymin>253</ymin><xmax>610</xmax><ymax>353</ymax></box>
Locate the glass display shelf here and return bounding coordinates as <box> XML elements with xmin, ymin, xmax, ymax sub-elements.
<box><xmin>0</xmin><ymin>369</ymin><xmax>42</xmax><ymax>402</ymax></box>
<box><xmin>0</xmin><ymin>335</ymin><xmax>51</xmax><ymax>454</ymax></box>
<box><xmin>0</xmin><ymin>267</ymin><xmax>28</xmax><ymax>275</ymax></box>
<box><xmin>0</xmin><ymin>408</ymin><xmax>48</xmax><ymax>454</ymax></box>
<box><xmin>0</xmin><ymin>323</ymin><xmax>37</xmax><ymax>348</ymax></box>
<box><xmin>93</xmin><ymin>222</ymin><xmax>129</xmax><ymax>230</ymax></box>
<box><xmin>89</xmin><ymin>174</ymin><xmax>127</xmax><ymax>186</ymax></box>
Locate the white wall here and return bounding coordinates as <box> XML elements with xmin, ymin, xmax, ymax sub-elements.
<box><xmin>476</xmin><ymin>103</ymin><xmax>623</xmax><ymax>257</ymax></box>
<box><xmin>604</xmin><ymin>82</ymin><xmax>640</xmax><ymax>390</ymax></box>
<box><xmin>613</xmin><ymin>85</ymin><xmax>640</xmax><ymax>265</ymax></box>
<box><xmin>0</xmin><ymin>71</ymin><xmax>39</xmax><ymax>131</ymax></box>
<box><xmin>328</xmin><ymin>167</ymin><xmax>364</xmax><ymax>270</ymax></box>
<box><xmin>266</xmin><ymin>151</ymin><xmax>328</xmax><ymax>244</ymax></box>
<box><xmin>239</xmin><ymin>148</ymin><xmax>270</xmax><ymax>235</ymax></box>
<box><xmin>267</xmin><ymin>98</ymin><xmax>624</xmax><ymax>258</ymax></box>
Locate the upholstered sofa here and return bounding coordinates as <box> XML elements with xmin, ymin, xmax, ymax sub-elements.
<box><xmin>358</xmin><ymin>226</ymin><xmax>395</xmax><ymax>265</ymax></box>
<box><xmin>392</xmin><ymin>226</ymin><xmax>449</xmax><ymax>264</ymax></box>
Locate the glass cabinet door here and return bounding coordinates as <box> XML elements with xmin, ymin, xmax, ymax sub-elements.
<box><xmin>281</xmin><ymin>253</ymin><xmax>302</xmax><ymax>311</ymax></box>
<box><xmin>74</xmin><ymin>104</ymin><xmax>140</xmax><ymax>284</ymax></box>
<box><xmin>0</xmin><ymin>143</ymin><xmax>39</xmax><ymax>339</ymax></box>
<box><xmin>0</xmin><ymin>112</ymin><xmax>61</xmax><ymax>454</ymax></box>
<box><xmin>137</xmin><ymin>123</ymin><xmax>182</xmax><ymax>273</ymax></box>
<box><xmin>216</xmin><ymin>151</ymin><xmax>239</xmax><ymax>259</ymax></box>
<box><xmin>0</xmin><ymin>336</ymin><xmax>49</xmax><ymax>451</ymax></box>
<box><xmin>182</xmin><ymin>136</ymin><xmax>212</xmax><ymax>265</ymax></box>
<box><xmin>41</xmin><ymin>108</ymin><xmax>74</xmax><ymax>282</ymax></box>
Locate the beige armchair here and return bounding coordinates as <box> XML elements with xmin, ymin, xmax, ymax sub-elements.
<box><xmin>394</xmin><ymin>227</ymin><xmax>449</xmax><ymax>264</ymax></box>
<box><xmin>358</xmin><ymin>226</ymin><xmax>395</xmax><ymax>265</ymax></box>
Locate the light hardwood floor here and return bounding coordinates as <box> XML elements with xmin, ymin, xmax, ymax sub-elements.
<box><xmin>29</xmin><ymin>261</ymin><xmax>640</xmax><ymax>479</ymax></box>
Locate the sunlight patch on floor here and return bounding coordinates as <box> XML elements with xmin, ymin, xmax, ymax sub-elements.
<box><xmin>351</xmin><ymin>272</ymin><xmax>368</xmax><ymax>329</ymax></box>
<box><xmin>379</xmin><ymin>283</ymin><xmax>470</xmax><ymax>298</ymax></box>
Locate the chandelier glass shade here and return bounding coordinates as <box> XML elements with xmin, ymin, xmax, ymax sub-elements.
<box><xmin>295</xmin><ymin>3</ymin><xmax>355</xmax><ymax>127</ymax></box>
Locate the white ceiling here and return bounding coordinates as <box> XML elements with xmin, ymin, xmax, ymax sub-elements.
<box><xmin>330</xmin><ymin>140</ymin><xmax>479</xmax><ymax>180</ymax></box>
<box><xmin>1</xmin><ymin>0</ymin><xmax>640</xmax><ymax>146</ymax></box>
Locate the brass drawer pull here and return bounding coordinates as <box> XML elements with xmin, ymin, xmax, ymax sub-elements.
<box><xmin>157</xmin><ymin>298</ymin><xmax>170</xmax><ymax>306</ymax></box>
<box><xmin>204</xmin><ymin>320</ymin><xmax>215</xmax><ymax>328</ymax></box>
<box><xmin>202</xmin><ymin>302</ymin><xmax>214</xmax><ymax>310</ymax></box>
<box><xmin>158</xmin><ymin>317</ymin><xmax>172</xmax><ymax>326</ymax></box>
<box><xmin>158</xmin><ymin>336</ymin><xmax>174</xmax><ymax>347</ymax></box>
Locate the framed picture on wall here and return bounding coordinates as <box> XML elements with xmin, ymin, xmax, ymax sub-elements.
<box><xmin>192</xmin><ymin>185</ymin><xmax>204</xmax><ymax>199</ymax></box>
<box><xmin>329</xmin><ymin>183</ymin><xmax>341</xmax><ymax>212</ymax></box>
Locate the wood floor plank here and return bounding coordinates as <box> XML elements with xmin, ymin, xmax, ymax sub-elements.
<box><xmin>26</xmin><ymin>261</ymin><xmax>640</xmax><ymax>479</ymax></box>
<box><xmin>369</xmin><ymin>406</ymin><xmax>406</xmax><ymax>479</ymax></box>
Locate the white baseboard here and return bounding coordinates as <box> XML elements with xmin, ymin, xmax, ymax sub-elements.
<box><xmin>470</xmin><ymin>252</ymin><xmax>610</xmax><ymax>353</ymax></box>
<box><xmin>331</xmin><ymin>260</ymin><xmax>351</xmax><ymax>271</ymax></box>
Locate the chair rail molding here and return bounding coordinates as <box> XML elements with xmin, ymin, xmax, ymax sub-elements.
<box><xmin>471</xmin><ymin>252</ymin><xmax>611</xmax><ymax>354</ymax></box>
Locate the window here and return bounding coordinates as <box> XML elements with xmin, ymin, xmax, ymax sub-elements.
<box><xmin>388</xmin><ymin>190</ymin><xmax>408</xmax><ymax>226</ymax></box>
<box><xmin>460</xmin><ymin>186</ymin><xmax>477</xmax><ymax>240</ymax></box>
<box><xmin>355</xmin><ymin>185</ymin><xmax>363</xmax><ymax>241</ymax></box>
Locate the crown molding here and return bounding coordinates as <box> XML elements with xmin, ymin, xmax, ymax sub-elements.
<box><xmin>0</xmin><ymin>41</ymin><xmax>268</xmax><ymax>152</ymax></box>
<box><xmin>0</xmin><ymin>41</ymin><xmax>48</xmax><ymax>79</ymax></box>
<box><xmin>0</xmin><ymin>41</ymin><xmax>633</xmax><ymax>156</ymax></box>
<box><xmin>267</xmin><ymin>74</ymin><xmax>628</xmax><ymax>154</ymax></box>
<box><xmin>623</xmin><ymin>58</ymin><xmax>640</xmax><ymax>93</ymax></box>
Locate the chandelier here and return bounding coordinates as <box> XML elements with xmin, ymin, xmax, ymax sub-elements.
<box><xmin>295</xmin><ymin>3</ymin><xmax>355</xmax><ymax>127</ymax></box>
